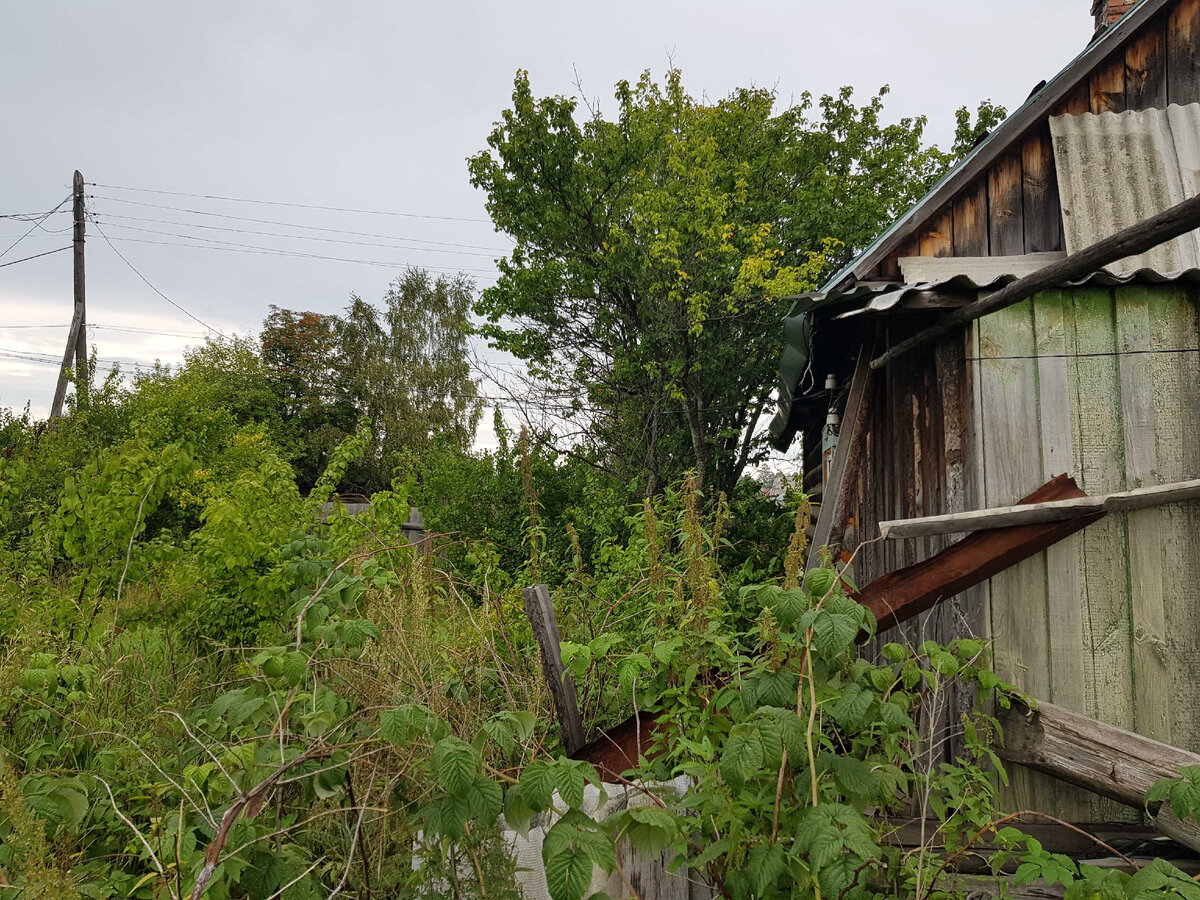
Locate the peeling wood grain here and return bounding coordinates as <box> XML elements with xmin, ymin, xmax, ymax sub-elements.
<box><xmin>1089</xmin><ymin>50</ymin><xmax>1128</xmax><ymax>114</ymax></box>
<box><xmin>975</xmin><ymin>299</ymin><xmax>1050</xmax><ymax>814</ymax></box>
<box><xmin>1167</xmin><ymin>0</ymin><xmax>1200</xmax><ymax>105</ymax></box>
<box><xmin>920</xmin><ymin>206</ymin><xmax>953</xmax><ymax>258</ymax></box>
<box><xmin>1125</xmin><ymin>14</ymin><xmax>1168</xmax><ymax>108</ymax></box>
<box><xmin>952</xmin><ymin>179</ymin><xmax>989</xmax><ymax>257</ymax></box>
<box><xmin>1022</xmin><ymin>128</ymin><xmax>1062</xmax><ymax>254</ymax></box>
<box><xmin>988</xmin><ymin>150</ymin><xmax>1024</xmax><ymax>257</ymax></box>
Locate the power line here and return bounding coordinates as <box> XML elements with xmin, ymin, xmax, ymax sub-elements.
<box><xmin>89</xmin><ymin>182</ymin><xmax>494</xmax><ymax>224</ymax></box>
<box><xmin>0</xmin><ymin>246</ymin><xmax>71</xmax><ymax>269</ymax></box>
<box><xmin>92</xmin><ymin>216</ymin><xmax>502</xmax><ymax>259</ymax></box>
<box><xmin>0</xmin><ymin>209</ymin><xmax>71</xmax><ymax>220</ymax></box>
<box><xmin>93</xmin><ymin>231</ymin><xmax>499</xmax><ymax>278</ymax></box>
<box><xmin>0</xmin><ymin>323</ymin><xmax>209</xmax><ymax>339</ymax></box>
<box><xmin>89</xmin><ymin>195</ymin><xmax>512</xmax><ymax>251</ymax></box>
<box><xmin>0</xmin><ymin>195</ymin><xmax>71</xmax><ymax>261</ymax></box>
<box><xmin>90</xmin><ymin>221</ymin><xmax>225</xmax><ymax>336</ymax></box>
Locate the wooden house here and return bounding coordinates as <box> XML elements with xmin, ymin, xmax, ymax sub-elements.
<box><xmin>770</xmin><ymin>0</ymin><xmax>1200</xmax><ymax>824</ymax></box>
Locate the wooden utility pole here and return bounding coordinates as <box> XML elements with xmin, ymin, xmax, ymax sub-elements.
<box><xmin>50</xmin><ymin>171</ymin><xmax>86</xmax><ymax>418</ymax></box>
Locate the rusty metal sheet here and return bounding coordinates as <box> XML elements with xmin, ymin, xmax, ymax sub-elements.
<box><xmin>852</xmin><ymin>474</ymin><xmax>1105</xmax><ymax>636</ymax></box>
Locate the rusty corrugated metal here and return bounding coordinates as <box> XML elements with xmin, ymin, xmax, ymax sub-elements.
<box><xmin>1051</xmin><ymin>104</ymin><xmax>1200</xmax><ymax>272</ymax></box>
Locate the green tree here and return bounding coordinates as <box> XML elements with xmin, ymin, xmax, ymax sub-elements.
<box><xmin>469</xmin><ymin>70</ymin><xmax>993</xmax><ymax>496</ymax></box>
<box><xmin>260</xmin><ymin>306</ymin><xmax>357</xmax><ymax>489</ymax></box>
<box><xmin>336</xmin><ymin>268</ymin><xmax>483</xmax><ymax>491</ymax></box>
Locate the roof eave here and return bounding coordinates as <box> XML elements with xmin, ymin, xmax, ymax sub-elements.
<box><xmin>818</xmin><ymin>0</ymin><xmax>1169</xmax><ymax>293</ymax></box>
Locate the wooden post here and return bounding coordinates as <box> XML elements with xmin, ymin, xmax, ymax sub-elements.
<box><xmin>522</xmin><ymin>584</ymin><xmax>585</xmax><ymax>755</ymax></box>
<box><xmin>50</xmin><ymin>171</ymin><xmax>86</xmax><ymax>419</ymax></box>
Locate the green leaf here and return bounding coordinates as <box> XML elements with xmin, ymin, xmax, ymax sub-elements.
<box><xmin>831</xmin><ymin>684</ymin><xmax>874</xmax><ymax>731</ymax></box>
<box><xmin>760</xmin><ymin>706</ymin><xmax>806</xmax><ymax>758</ymax></box>
<box><xmin>543</xmin><ymin>811</ymin><xmax>615</xmax><ymax>900</ymax></box>
<box><xmin>281</xmin><ymin>651</ymin><xmax>309</xmax><ymax>687</ymax></box>
<box><xmin>812</xmin><ymin>613</ymin><xmax>857</xmax><ymax>661</ymax></box>
<box><xmin>804</xmin><ymin>567</ymin><xmax>838</xmax><ymax>598</ymax></box>
<box><xmin>380</xmin><ymin>704</ymin><xmax>431</xmax><ymax>745</ymax></box>
<box><xmin>720</xmin><ymin>724</ymin><xmax>764</xmax><ymax>788</ymax></box>
<box><xmin>504</xmin><ymin>786</ymin><xmax>536</xmax><ymax>837</ymax></box>
<box><xmin>749</xmin><ymin>668</ymin><xmax>798</xmax><ymax>710</ymax></box>
<box><xmin>747</xmin><ymin>841</ymin><xmax>787</xmax><ymax>895</ymax></box>
<box><xmin>554</xmin><ymin>760</ymin><xmax>587</xmax><ymax>809</ymax></box>
<box><xmin>772</xmin><ymin>588</ymin><xmax>807</xmax><ymax>627</ymax></box>
<box><xmin>520</xmin><ymin>759</ymin><xmax>556</xmax><ymax>811</ymax></box>
<box><xmin>432</xmin><ymin>737</ymin><xmax>478</xmax><ymax>798</ymax></box>
<box><xmin>466</xmin><ymin>776</ymin><xmax>503</xmax><ymax>825</ymax></box>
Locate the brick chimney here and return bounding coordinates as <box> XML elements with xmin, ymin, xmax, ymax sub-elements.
<box><xmin>1092</xmin><ymin>0</ymin><xmax>1136</xmax><ymax>31</ymax></box>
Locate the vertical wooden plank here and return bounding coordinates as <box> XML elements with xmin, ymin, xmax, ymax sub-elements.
<box><xmin>987</xmin><ymin>151</ymin><xmax>1024</xmax><ymax>257</ymax></box>
<box><xmin>976</xmin><ymin>298</ymin><xmax>1050</xmax><ymax>815</ymax></box>
<box><xmin>919</xmin><ymin>207</ymin><xmax>953</xmax><ymax>258</ymax></box>
<box><xmin>1022</xmin><ymin>127</ymin><xmax>1062</xmax><ymax>254</ymax></box>
<box><xmin>1125</xmin><ymin>15</ymin><xmax>1168</xmax><ymax>108</ymax></box>
<box><xmin>1054</xmin><ymin>81</ymin><xmax>1091</xmax><ymax>117</ymax></box>
<box><xmin>614</xmin><ymin>842</ymin><xmax>690</xmax><ymax>900</ymax></box>
<box><xmin>1031</xmin><ymin>290</ymin><xmax>1093</xmax><ymax>823</ymax></box>
<box><xmin>1167</xmin><ymin>0</ymin><xmax>1200</xmax><ymax>106</ymax></box>
<box><xmin>952</xmin><ymin>179</ymin><xmax>989</xmax><ymax>257</ymax></box>
<box><xmin>879</xmin><ymin>253</ymin><xmax>901</xmax><ymax>281</ymax></box>
<box><xmin>1114</xmin><ymin>285</ymin><xmax>1171</xmax><ymax>748</ymax></box>
<box><xmin>1090</xmin><ymin>51</ymin><xmax>1128</xmax><ymax>113</ymax></box>
<box><xmin>1141</xmin><ymin>285</ymin><xmax>1200</xmax><ymax>754</ymax></box>
<box><xmin>1066</xmin><ymin>287</ymin><xmax>1136</xmax><ymax>822</ymax></box>
<box><xmin>935</xmin><ymin>332</ymin><xmax>986</xmax><ymax>765</ymax></box>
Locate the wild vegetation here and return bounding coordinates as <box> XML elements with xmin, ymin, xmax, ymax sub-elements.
<box><xmin>3</xmin><ymin>69</ymin><xmax>1199</xmax><ymax>900</ymax></box>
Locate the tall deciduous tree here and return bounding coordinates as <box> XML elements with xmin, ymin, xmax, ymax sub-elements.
<box><xmin>336</xmin><ymin>268</ymin><xmax>482</xmax><ymax>490</ymax></box>
<box><xmin>260</xmin><ymin>270</ymin><xmax>482</xmax><ymax>492</ymax></box>
<box><xmin>470</xmin><ymin>69</ymin><xmax>992</xmax><ymax>496</ymax></box>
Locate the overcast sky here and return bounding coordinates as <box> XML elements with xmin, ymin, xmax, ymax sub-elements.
<box><xmin>1</xmin><ymin>1</ymin><xmax>1090</xmax><ymax>447</ymax></box>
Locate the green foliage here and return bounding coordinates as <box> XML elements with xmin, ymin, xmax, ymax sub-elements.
<box><xmin>470</xmin><ymin>69</ymin><xmax>989</xmax><ymax>496</ymax></box>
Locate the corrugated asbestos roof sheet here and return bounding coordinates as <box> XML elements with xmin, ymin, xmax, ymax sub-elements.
<box><xmin>1051</xmin><ymin>103</ymin><xmax>1200</xmax><ymax>272</ymax></box>
<box><xmin>768</xmin><ymin>266</ymin><xmax>1200</xmax><ymax>447</ymax></box>
<box><xmin>833</xmin><ymin>267</ymin><xmax>1200</xmax><ymax>318</ymax></box>
<box><xmin>900</xmin><ymin>252</ymin><xmax>1067</xmax><ymax>284</ymax></box>
<box><xmin>816</xmin><ymin>0</ymin><xmax>1169</xmax><ymax>293</ymax></box>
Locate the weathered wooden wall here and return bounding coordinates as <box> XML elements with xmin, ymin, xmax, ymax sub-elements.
<box><xmin>971</xmin><ymin>282</ymin><xmax>1200</xmax><ymax>820</ymax></box>
<box><xmin>831</xmin><ymin>319</ymin><xmax>985</xmax><ymax>768</ymax></box>
<box><xmin>871</xmin><ymin>0</ymin><xmax>1200</xmax><ymax>280</ymax></box>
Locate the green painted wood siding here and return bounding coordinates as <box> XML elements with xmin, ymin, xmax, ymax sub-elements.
<box><xmin>971</xmin><ymin>283</ymin><xmax>1200</xmax><ymax>821</ymax></box>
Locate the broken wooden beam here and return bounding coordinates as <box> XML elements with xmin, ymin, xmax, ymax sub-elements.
<box><xmin>879</xmin><ymin>478</ymin><xmax>1200</xmax><ymax>540</ymax></box>
<box><xmin>522</xmin><ymin>584</ymin><xmax>586</xmax><ymax>755</ymax></box>
<box><xmin>854</xmin><ymin>474</ymin><xmax>1103</xmax><ymax>635</ymax></box>
<box><xmin>998</xmin><ymin>698</ymin><xmax>1200</xmax><ymax>853</ymax></box>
